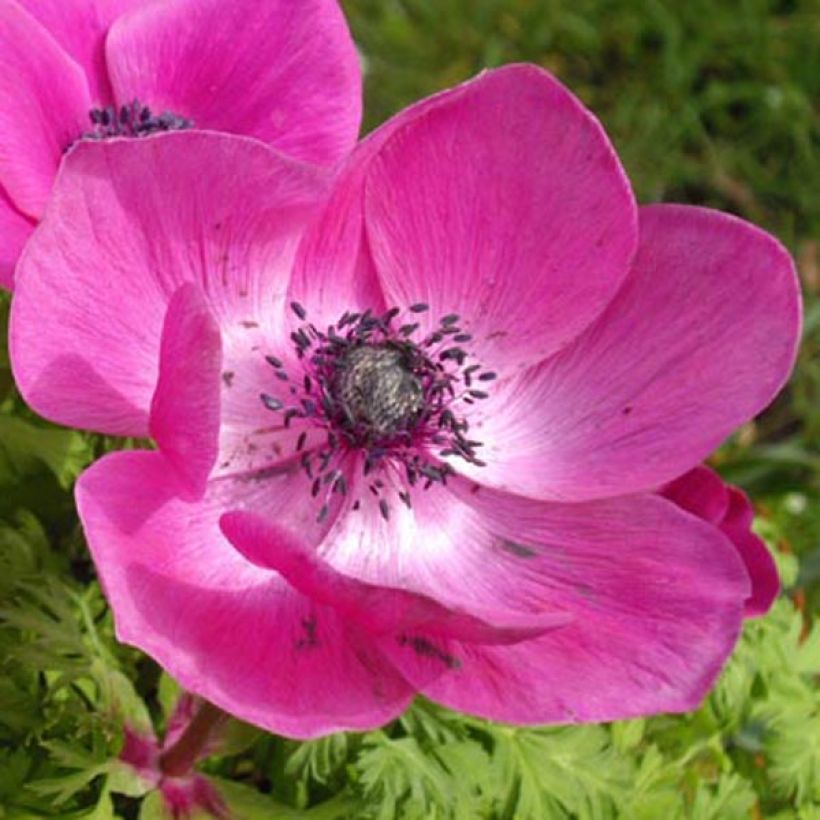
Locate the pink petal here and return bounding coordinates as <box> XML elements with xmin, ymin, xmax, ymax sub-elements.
<box><xmin>0</xmin><ymin>186</ymin><xmax>34</xmax><ymax>289</ymax></box>
<box><xmin>290</xmin><ymin>64</ymin><xmax>636</xmax><ymax>340</ymax></box>
<box><xmin>149</xmin><ymin>285</ymin><xmax>223</xmax><ymax>499</ymax></box>
<box><xmin>289</xmin><ymin>70</ymin><xmax>511</xmax><ymax>331</ymax></box>
<box><xmin>724</xmin><ymin>485</ymin><xmax>756</xmax><ymax>530</ymax></box>
<box><xmin>76</xmin><ymin>450</ymin><xmax>414</xmax><ymax>739</ymax></box>
<box><xmin>721</xmin><ymin>487</ymin><xmax>779</xmax><ymax>617</ymax></box>
<box><xmin>106</xmin><ymin>0</ymin><xmax>361</xmax><ymax>166</ymax></box>
<box><xmin>10</xmin><ymin>132</ymin><xmax>327</xmax><ymax>437</ymax></box>
<box><xmin>212</xmin><ymin>333</ymin><xmax>335</xmax><ymax>484</ymax></box>
<box><xmin>311</xmin><ymin>463</ymin><xmax>748</xmax><ymax>711</ymax></box>
<box><xmin>363</xmin><ymin>64</ymin><xmax>637</xmax><ymax>373</ymax></box>
<box><xmin>315</xmin><ymin>466</ymin><xmax>553</xmax><ymax>625</ymax></box>
<box><xmin>296</xmin><ymin>70</ymin><xmax>550</xmax><ymax>323</ymax></box>
<box><xmin>287</xmin><ymin>71</ymin><xmax>493</xmax><ymax>330</ymax></box>
<box><xmin>661</xmin><ymin>464</ymin><xmax>729</xmax><ymax>524</ymax></box>
<box><xmin>380</xmin><ymin>483</ymin><xmax>750</xmax><ymax>723</ymax></box>
<box><xmin>461</xmin><ymin>204</ymin><xmax>801</xmax><ymax>500</ymax></box>
<box><xmin>14</xmin><ymin>0</ymin><xmax>147</xmax><ymax>103</ymax></box>
<box><xmin>724</xmin><ymin>526</ymin><xmax>779</xmax><ymax>618</ymax></box>
<box><xmin>661</xmin><ymin>466</ymin><xmax>779</xmax><ymax>618</ymax></box>
<box><xmin>287</xmin><ymin>168</ymin><xmax>385</xmax><ymax>334</ymax></box>
<box><xmin>220</xmin><ymin>510</ymin><xmax>568</xmax><ymax>645</ymax></box>
<box><xmin>0</xmin><ymin>1</ymin><xmax>91</xmax><ymax>218</ymax></box>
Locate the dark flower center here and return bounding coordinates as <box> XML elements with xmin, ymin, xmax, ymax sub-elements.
<box><xmin>82</xmin><ymin>100</ymin><xmax>194</xmax><ymax>141</ymax></box>
<box><xmin>260</xmin><ymin>302</ymin><xmax>495</xmax><ymax>520</ymax></box>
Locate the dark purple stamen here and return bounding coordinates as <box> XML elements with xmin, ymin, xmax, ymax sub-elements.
<box><xmin>259</xmin><ymin>303</ymin><xmax>490</xmax><ymax>520</ymax></box>
<box><xmin>82</xmin><ymin>100</ymin><xmax>193</xmax><ymax>142</ymax></box>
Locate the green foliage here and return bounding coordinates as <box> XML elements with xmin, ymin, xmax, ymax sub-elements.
<box><xmin>1</xmin><ymin>1</ymin><xmax>818</xmax><ymax>817</ymax></box>
<box><xmin>0</xmin><ymin>415</ymin><xmax>93</xmax><ymax>492</ymax></box>
<box><xmin>487</xmin><ymin>725</ymin><xmax>631</xmax><ymax>818</ymax></box>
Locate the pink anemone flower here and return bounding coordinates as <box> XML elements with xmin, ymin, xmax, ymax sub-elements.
<box><xmin>0</xmin><ymin>0</ymin><xmax>361</xmax><ymax>288</ymax></box>
<box><xmin>10</xmin><ymin>65</ymin><xmax>800</xmax><ymax>738</ymax></box>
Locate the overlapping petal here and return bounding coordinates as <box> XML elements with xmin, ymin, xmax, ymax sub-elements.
<box><xmin>149</xmin><ymin>285</ymin><xmax>223</xmax><ymax>499</ymax></box>
<box><xmin>457</xmin><ymin>205</ymin><xmax>801</xmax><ymax>501</ymax></box>
<box><xmin>363</xmin><ymin>64</ymin><xmax>638</xmax><ymax>373</ymax></box>
<box><xmin>662</xmin><ymin>465</ymin><xmax>728</xmax><ymax>523</ymax></box>
<box><xmin>15</xmin><ymin>0</ymin><xmax>147</xmax><ymax>103</ymax></box>
<box><xmin>0</xmin><ymin>0</ymin><xmax>91</xmax><ymax>218</ymax></box>
<box><xmin>10</xmin><ymin>132</ymin><xmax>328</xmax><ymax>436</ymax></box>
<box><xmin>0</xmin><ymin>187</ymin><xmax>33</xmax><ymax>288</ymax></box>
<box><xmin>377</xmin><ymin>482</ymin><xmax>750</xmax><ymax>723</ymax></box>
<box><xmin>76</xmin><ymin>450</ymin><xmax>415</xmax><ymax>738</ymax></box>
<box><xmin>71</xmin><ymin>400</ymin><xmax>782</xmax><ymax>729</ymax></box>
<box><xmin>220</xmin><ymin>509</ymin><xmax>568</xmax><ymax>646</ymax></box>
<box><xmin>722</xmin><ymin>496</ymin><xmax>780</xmax><ymax>617</ymax></box>
<box><xmin>289</xmin><ymin>463</ymin><xmax>750</xmax><ymax>720</ymax></box>
<box><xmin>287</xmin><ymin>71</ymin><xmax>511</xmax><ymax>329</ymax></box>
<box><xmin>662</xmin><ymin>466</ymin><xmax>779</xmax><ymax>617</ymax></box>
<box><xmin>107</xmin><ymin>0</ymin><xmax>361</xmax><ymax>166</ymax></box>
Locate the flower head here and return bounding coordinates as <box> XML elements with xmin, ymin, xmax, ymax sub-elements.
<box><xmin>10</xmin><ymin>65</ymin><xmax>801</xmax><ymax>737</ymax></box>
<box><xmin>0</xmin><ymin>0</ymin><xmax>361</xmax><ymax>287</ymax></box>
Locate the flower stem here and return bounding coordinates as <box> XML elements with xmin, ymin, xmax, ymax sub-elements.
<box><xmin>159</xmin><ymin>700</ymin><xmax>228</xmax><ymax>777</ymax></box>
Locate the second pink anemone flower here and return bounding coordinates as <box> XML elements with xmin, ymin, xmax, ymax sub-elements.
<box><xmin>10</xmin><ymin>65</ymin><xmax>800</xmax><ymax>738</ymax></box>
<box><xmin>0</xmin><ymin>0</ymin><xmax>361</xmax><ymax>287</ymax></box>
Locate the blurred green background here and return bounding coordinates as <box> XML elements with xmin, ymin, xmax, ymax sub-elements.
<box><xmin>1</xmin><ymin>0</ymin><xmax>818</xmax><ymax>817</ymax></box>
